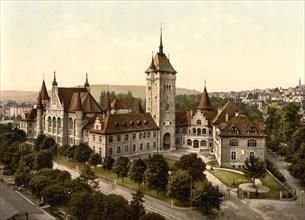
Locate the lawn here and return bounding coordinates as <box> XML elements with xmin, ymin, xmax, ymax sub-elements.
<box><xmin>209</xmin><ymin>168</ymin><xmax>290</xmax><ymax>199</ymax></box>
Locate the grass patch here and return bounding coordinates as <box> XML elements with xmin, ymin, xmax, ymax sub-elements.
<box><xmin>209</xmin><ymin>169</ymin><xmax>252</xmax><ymax>188</ymax></box>
<box><xmin>260</xmin><ymin>172</ymin><xmax>290</xmax><ymax>199</ymax></box>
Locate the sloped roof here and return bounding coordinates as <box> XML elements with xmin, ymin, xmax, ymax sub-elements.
<box><xmin>145</xmin><ymin>53</ymin><xmax>177</xmax><ymax>73</ymax></box>
<box><xmin>90</xmin><ymin>113</ymin><xmax>159</xmax><ymax>135</ymax></box>
<box><xmin>0</xmin><ymin>182</ymin><xmax>43</xmax><ymax>220</ymax></box>
<box><xmin>20</xmin><ymin>108</ymin><xmax>37</xmax><ymax>122</ymax></box>
<box><xmin>37</xmin><ymin>92</ymin><xmax>43</xmax><ymax>109</ymax></box>
<box><xmin>198</xmin><ymin>87</ymin><xmax>213</xmax><ymax>111</ymax></box>
<box><xmin>219</xmin><ymin>114</ymin><xmax>266</xmax><ymax>137</ymax></box>
<box><xmin>58</xmin><ymin>87</ymin><xmax>102</xmax><ymax>113</ymax></box>
<box><xmin>212</xmin><ymin>100</ymin><xmax>243</xmax><ymax>125</ymax></box>
<box><xmin>175</xmin><ymin>111</ymin><xmax>192</xmax><ymax>127</ymax></box>
<box><xmin>111</xmin><ymin>99</ymin><xmax>130</xmax><ymax>110</ymax></box>
<box><xmin>40</xmin><ymin>80</ymin><xmax>50</xmax><ymax>100</ymax></box>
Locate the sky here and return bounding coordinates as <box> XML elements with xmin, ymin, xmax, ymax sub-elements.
<box><xmin>1</xmin><ymin>1</ymin><xmax>304</xmax><ymax>93</ymax></box>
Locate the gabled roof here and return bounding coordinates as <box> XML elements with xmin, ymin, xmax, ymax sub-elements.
<box><xmin>219</xmin><ymin>114</ymin><xmax>266</xmax><ymax>137</ymax></box>
<box><xmin>198</xmin><ymin>87</ymin><xmax>213</xmax><ymax>111</ymax></box>
<box><xmin>111</xmin><ymin>99</ymin><xmax>130</xmax><ymax>110</ymax></box>
<box><xmin>20</xmin><ymin>109</ymin><xmax>37</xmax><ymax>122</ymax></box>
<box><xmin>40</xmin><ymin>80</ymin><xmax>50</xmax><ymax>100</ymax></box>
<box><xmin>58</xmin><ymin>87</ymin><xmax>102</xmax><ymax>113</ymax></box>
<box><xmin>145</xmin><ymin>53</ymin><xmax>177</xmax><ymax>73</ymax></box>
<box><xmin>90</xmin><ymin>113</ymin><xmax>159</xmax><ymax>135</ymax></box>
<box><xmin>0</xmin><ymin>182</ymin><xmax>43</xmax><ymax>220</ymax></box>
<box><xmin>175</xmin><ymin>111</ymin><xmax>192</xmax><ymax>127</ymax></box>
<box><xmin>212</xmin><ymin>100</ymin><xmax>242</xmax><ymax>125</ymax></box>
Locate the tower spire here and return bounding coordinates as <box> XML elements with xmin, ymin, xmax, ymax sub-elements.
<box><xmin>85</xmin><ymin>73</ymin><xmax>89</xmax><ymax>86</ymax></box>
<box><xmin>159</xmin><ymin>26</ymin><xmax>163</xmax><ymax>54</ymax></box>
<box><xmin>52</xmin><ymin>71</ymin><xmax>57</xmax><ymax>86</ymax></box>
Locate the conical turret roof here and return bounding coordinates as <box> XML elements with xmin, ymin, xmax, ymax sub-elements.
<box><xmin>37</xmin><ymin>92</ymin><xmax>43</xmax><ymax>109</ymax></box>
<box><xmin>104</xmin><ymin>92</ymin><xmax>112</xmax><ymax>111</ymax></box>
<box><xmin>198</xmin><ymin>86</ymin><xmax>213</xmax><ymax>111</ymax></box>
<box><xmin>40</xmin><ymin>80</ymin><xmax>50</xmax><ymax>100</ymax></box>
<box><xmin>135</xmin><ymin>101</ymin><xmax>144</xmax><ymax>113</ymax></box>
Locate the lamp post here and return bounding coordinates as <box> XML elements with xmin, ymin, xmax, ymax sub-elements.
<box><xmin>302</xmin><ymin>190</ymin><xmax>304</xmax><ymax>208</ymax></box>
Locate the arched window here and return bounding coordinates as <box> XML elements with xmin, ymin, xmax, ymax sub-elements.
<box><xmin>117</xmin><ymin>146</ymin><xmax>121</xmax><ymax>154</ymax></box>
<box><xmin>229</xmin><ymin>139</ymin><xmax>239</xmax><ymax>146</ymax></box>
<box><xmin>230</xmin><ymin>126</ymin><xmax>239</xmax><ymax>134</ymax></box>
<box><xmin>133</xmin><ymin>144</ymin><xmax>136</xmax><ymax>151</ymax></box>
<box><xmin>165</xmin><ymin>103</ymin><xmax>169</xmax><ymax>111</ymax></box>
<box><xmin>153</xmin><ymin>142</ymin><xmax>156</xmax><ymax>148</ymax></box>
<box><xmin>247</xmin><ymin>139</ymin><xmax>257</xmax><ymax>147</ymax></box>
<box><xmin>57</xmin><ymin>118</ymin><xmax>61</xmax><ymax>130</ymax></box>
<box><xmin>53</xmin><ymin>117</ymin><xmax>56</xmax><ymax>133</ymax></box>
<box><xmin>200</xmin><ymin>140</ymin><xmax>207</xmax><ymax>146</ymax></box>
<box><xmin>193</xmin><ymin>128</ymin><xmax>196</xmax><ymax>134</ymax></box>
<box><xmin>197</xmin><ymin>120</ymin><xmax>201</xmax><ymax>125</ymax></box>
<box><xmin>231</xmin><ymin>151</ymin><xmax>237</xmax><ymax>160</ymax></box>
<box><xmin>193</xmin><ymin>140</ymin><xmax>199</xmax><ymax>148</ymax></box>
<box><xmin>109</xmin><ymin>148</ymin><xmax>113</xmax><ymax>155</ymax></box>
<box><xmin>125</xmin><ymin>146</ymin><xmax>128</xmax><ymax>152</ymax></box>
<box><xmin>139</xmin><ymin>133</ymin><xmax>142</xmax><ymax>139</ymax></box>
<box><xmin>169</xmin><ymin>84</ymin><xmax>172</xmax><ymax>90</ymax></box>
<box><xmin>248</xmin><ymin>127</ymin><xmax>257</xmax><ymax>134</ymax></box>
<box><xmin>202</xmin><ymin>128</ymin><xmax>207</xmax><ymax>134</ymax></box>
<box><xmin>187</xmin><ymin>139</ymin><xmax>192</xmax><ymax>146</ymax></box>
<box><xmin>140</xmin><ymin>143</ymin><xmax>143</xmax><ymax>150</ymax></box>
<box><xmin>48</xmin><ymin>116</ymin><xmax>51</xmax><ymax>132</ymax></box>
<box><xmin>69</xmin><ymin>118</ymin><xmax>73</xmax><ymax>130</ymax></box>
<box><xmin>147</xmin><ymin>143</ymin><xmax>150</xmax><ymax>149</ymax></box>
<box><xmin>250</xmin><ymin>152</ymin><xmax>255</xmax><ymax>157</ymax></box>
<box><xmin>197</xmin><ymin>128</ymin><xmax>201</xmax><ymax>136</ymax></box>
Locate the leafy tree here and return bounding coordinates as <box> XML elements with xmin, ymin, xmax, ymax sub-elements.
<box><xmin>88</xmin><ymin>152</ymin><xmax>102</xmax><ymax>168</ymax></box>
<box><xmin>173</xmin><ymin>153</ymin><xmax>206</xmax><ymax>183</ymax></box>
<box><xmin>41</xmin><ymin>136</ymin><xmax>56</xmax><ymax>150</ymax></box>
<box><xmin>244</xmin><ymin>155</ymin><xmax>266</xmax><ymax>186</ymax></box>
<box><xmin>288</xmin><ymin>143</ymin><xmax>305</xmax><ymax>184</ymax></box>
<box><xmin>140</xmin><ymin>213</ymin><xmax>166</xmax><ymax>220</ymax></box>
<box><xmin>74</xmin><ymin>143</ymin><xmax>93</xmax><ymax>163</ymax></box>
<box><xmin>34</xmin><ymin>134</ymin><xmax>46</xmax><ymax>151</ymax></box>
<box><xmin>103</xmin><ymin>156</ymin><xmax>115</xmax><ymax>171</ymax></box>
<box><xmin>129</xmin><ymin>158</ymin><xmax>147</xmax><ymax>187</ymax></box>
<box><xmin>41</xmin><ymin>184</ymin><xmax>69</xmax><ymax>206</ymax></box>
<box><xmin>15</xmin><ymin>160</ymin><xmax>33</xmax><ymax>190</ymax></box>
<box><xmin>87</xmin><ymin>191</ymin><xmax>106</xmax><ymax>219</ymax></box>
<box><xmin>68</xmin><ymin>191</ymin><xmax>93</xmax><ymax>220</ymax></box>
<box><xmin>168</xmin><ymin>170</ymin><xmax>191</xmax><ymax>203</ymax></box>
<box><xmin>192</xmin><ymin>180</ymin><xmax>223</xmax><ymax>215</ymax></box>
<box><xmin>64</xmin><ymin>178</ymin><xmax>92</xmax><ymax>194</ymax></box>
<box><xmin>65</xmin><ymin>145</ymin><xmax>76</xmax><ymax>160</ymax></box>
<box><xmin>103</xmin><ymin>194</ymin><xmax>130</xmax><ymax>220</ymax></box>
<box><xmin>129</xmin><ymin>189</ymin><xmax>146</xmax><ymax>220</ymax></box>
<box><xmin>281</xmin><ymin>103</ymin><xmax>301</xmax><ymax>143</ymax></box>
<box><xmin>112</xmin><ymin>157</ymin><xmax>130</xmax><ymax>182</ymax></box>
<box><xmin>29</xmin><ymin>175</ymin><xmax>50</xmax><ymax>197</ymax></box>
<box><xmin>35</xmin><ymin>149</ymin><xmax>53</xmax><ymax>170</ymax></box>
<box><xmin>78</xmin><ymin>164</ymin><xmax>98</xmax><ymax>189</ymax></box>
<box><xmin>59</xmin><ymin>144</ymin><xmax>70</xmax><ymax>157</ymax></box>
<box><xmin>290</xmin><ymin>124</ymin><xmax>305</xmax><ymax>154</ymax></box>
<box><xmin>145</xmin><ymin>154</ymin><xmax>169</xmax><ymax>193</ymax></box>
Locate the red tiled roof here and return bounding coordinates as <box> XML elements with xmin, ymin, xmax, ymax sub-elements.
<box><xmin>20</xmin><ymin>109</ymin><xmax>37</xmax><ymax>122</ymax></box>
<box><xmin>111</xmin><ymin>99</ymin><xmax>130</xmax><ymax>110</ymax></box>
<box><xmin>135</xmin><ymin>102</ymin><xmax>144</xmax><ymax>113</ymax></box>
<box><xmin>212</xmin><ymin>100</ymin><xmax>243</xmax><ymax>125</ymax></box>
<box><xmin>219</xmin><ymin>114</ymin><xmax>266</xmax><ymax>137</ymax></box>
<box><xmin>90</xmin><ymin>113</ymin><xmax>159</xmax><ymax>135</ymax></box>
<box><xmin>40</xmin><ymin>80</ymin><xmax>50</xmax><ymax>100</ymax></box>
<box><xmin>198</xmin><ymin>87</ymin><xmax>213</xmax><ymax>111</ymax></box>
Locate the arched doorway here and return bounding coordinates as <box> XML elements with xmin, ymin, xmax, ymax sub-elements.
<box><xmin>163</xmin><ymin>133</ymin><xmax>171</xmax><ymax>150</ymax></box>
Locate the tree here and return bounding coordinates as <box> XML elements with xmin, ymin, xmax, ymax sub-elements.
<box><xmin>192</xmin><ymin>180</ymin><xmax>223</xmax><ymax>215</ymax></box>
<box><xmin>68</xmin><ymin>191</ymin><xmax>93</xmax><ymax>220</ymax></box>
<box><xmin>129</xmin><ymin>189</ymin><xmax>146</xmax><ymax>220</ymax></box>
<box><xmin>281</xmin><ymin>103</ymin><xmax>301</xmax><ymax>143</ymax></box>
<box><xmin>41</xmin><ymin>184</ymin><xmax>69</xmax><ymax>206</ymax></box>
<box><xmin>173</xmin><ymin>153</ymin><xmax>206</xmax><ymax>183</ymax></box>
<box><xmin>244</xmin><ymin>155</ymin><xmax>266</xmax><ymax>186</ymax></box>
<box><xmin>65</xmin><ymin>145</ymin><xmax>76</xmax><ymax>160</ymax></box>
<box><xmin>29</xmin><ymin>175</ymin><xmax>50</xmax><ymax>198</ymax></box>
<box><xmin>74</xmin><ymin>143</ymin><xmax>93</xmax><ymax>163</ymax></box>
<box><xmin>167</xmin><ymin>170</ymin><xmax>191</xmax><ymax>203</ymax></box>
<box><xmin>34</xmin><ymin>134</ymin><xmax>46</xmax><ymax>151</ymax></box>
<box><xmin>103</xmin><ymin>194</ymin><xmax>130</xmax><ymax>220</ymax></box>
<box><xmin>89</xmin><ymin>152</ymin><xmax>102</xmax><ymax>170</ymax></box>
<box><xmin>41</xmin><ymin>136</ymin><xmax>56</xmax><ymax>150</ymax></box>
<box><xmin>103</xmin><ymin>156</ymin><xmax>115</xmax><ymax>170</ymax></box>
<box><xmin>112</xmin><ymin>157</ymin><xmax>130</xmax><ymax>182</ymax></box>
<box><xmin>78</xmin><ymin>164</ymin><xmax>98</xmax><ymax>189</ymax></box>
<box><xmin>288</xmin><ymin>143</ymin><xmax>305</xmax><ymax>184</ymax></box>
<box><xmin>140</xmin><ymin>212</ymin><xmax>166</xmax><ymax>220</ymax></box>
<box><xmin>35</xmin><ymin>149</ymin><xmax>53</xmax><ymax>170</ymax></box>
<box><xmin>145</xmin><ymin>154</ymin><xmax>169</xmax><ymax>193</ymax></box>
<box><xmin>291</xmin><ymin>124</ymin><xmax>305</xmax><ymax>154</ymax></box>
<box><xmin>129</xmin><ymin>158</ymin><xmax>147</xmax><ymax>187</ymax></box>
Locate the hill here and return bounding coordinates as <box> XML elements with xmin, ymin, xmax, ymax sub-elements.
<box><xmin>0</xmin><ymin>85</ymin><xmax>200</xmax><ymax>103</ymax></box>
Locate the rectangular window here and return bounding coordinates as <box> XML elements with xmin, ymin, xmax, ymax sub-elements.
<box><xmin>125</xmin><ymin>134</ymin><xmax>129</xmax><ymax>141</ymax></box>
<box><xmin>109</xmin><ymin>136</ymin><xmax>113</xmax><ymax>143</ymax></box>
<box><xmin>93</xmin><ymin>135</ymin><xmax>96</xmax><ymax>142</ymax></box>
<box><xmin>117</xmin><ymin>135</ymin><xmax>121</xmax><ymax>142</ymax></box>
<box><xmin>153</xmin><ymin>131</ymin><xmax>157</xmax><ymax>137</ymax></box>
<box><xmin>99</xmin><ymin>136</ymin><xmax>102</xmax><ymax>142</ymax></box>
<box><xmin>147</xmin><ymin>132</ymin><xmax>150</xmax><ymax>138</ymax></box>
<box><xmin>133</xmin><ymin>133</ymin><xmax>136</xmax><ymax>140</ymax></box>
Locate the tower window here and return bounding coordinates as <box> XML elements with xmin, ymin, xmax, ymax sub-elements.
<box><xmin>165</xmin><ymin>103</ymin><xmax>169</xmax><ymax>111</ymax></box>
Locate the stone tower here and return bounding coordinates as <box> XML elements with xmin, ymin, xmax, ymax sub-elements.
<box><xmin>145</xmin><ymin>28</ymin><xmax>177</xmax><ymax>151</ymax></box>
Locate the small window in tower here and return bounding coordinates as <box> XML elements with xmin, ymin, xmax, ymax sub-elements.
<box><xmin>148</xmin><ymin>86</ymin><xmax>151</xmax><ymax>90</ymax></box>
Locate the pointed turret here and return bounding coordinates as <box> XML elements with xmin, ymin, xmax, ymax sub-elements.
<box><xmin>52</xmin><ymin>71</ymin><xmax>58</xmax><ymax>86</ymax></box>
<box><xmin>198</xmin><ymin>82</ymin><xmax>213</xmax><ymax>111</ymax></box>
<box><xmin>135</xmin><ymin>101</ymin><xmax>144</xmax><ymax>113</ymax></box>
<box><xmin>149</xmin><ymin>52</ymin><xmax>156</xmax><ymax>71</ymax></box>
<box><xmin>40</xmin><ymin>80</ymin><xmax>50</xmax><ymax>100</ymax></box>
<box><xmin>37</xmin><ymin>92</ymin><xmax>43</xmax><ymax>109</ymax></box>
<box><xmin>159</xmin><ymin>27</ymin><xmax>163</xmax><ymax>54</ymax></box>
<box><xmin>84</xmin><ymin>73</ymin><xmax>90</xmax><ymax>91</ymax></box>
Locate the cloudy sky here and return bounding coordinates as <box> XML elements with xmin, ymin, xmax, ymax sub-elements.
<box><xmin>1</xmin><ymin>1</ymin><xmax>304</xmax><ymax>93</ymax></box>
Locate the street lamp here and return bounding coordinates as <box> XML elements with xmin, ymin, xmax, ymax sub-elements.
<box><xmin>302</xmin><ymin>190</ymin><xmax>304</xmax><ymax>208</ymax></box>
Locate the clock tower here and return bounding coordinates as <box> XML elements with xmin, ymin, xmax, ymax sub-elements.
<box><xmin>145</xmin><ymin>28</ymin><xmax>177</xmax><ymax>151</ymax></box>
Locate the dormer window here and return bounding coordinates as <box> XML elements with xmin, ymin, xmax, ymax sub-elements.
<box><xmin>248</xmin><ymin>126</ymin><xmax>257</xmax><ymax>134</ymax></box>
<box><xmin>230</xmin><ymin>126</ymin><xmax>239</xmax><ymax>134</ymax></box>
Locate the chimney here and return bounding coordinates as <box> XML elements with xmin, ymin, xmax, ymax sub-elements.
<box><xmin>235</xmin><ymin>111</ymin><xmax>239</xmax><ymax>117</ymax></box>
<box><xmin>225</xmin><ymin>113</ymin><xmax>229</xmax><ymax>122</ymax></box>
